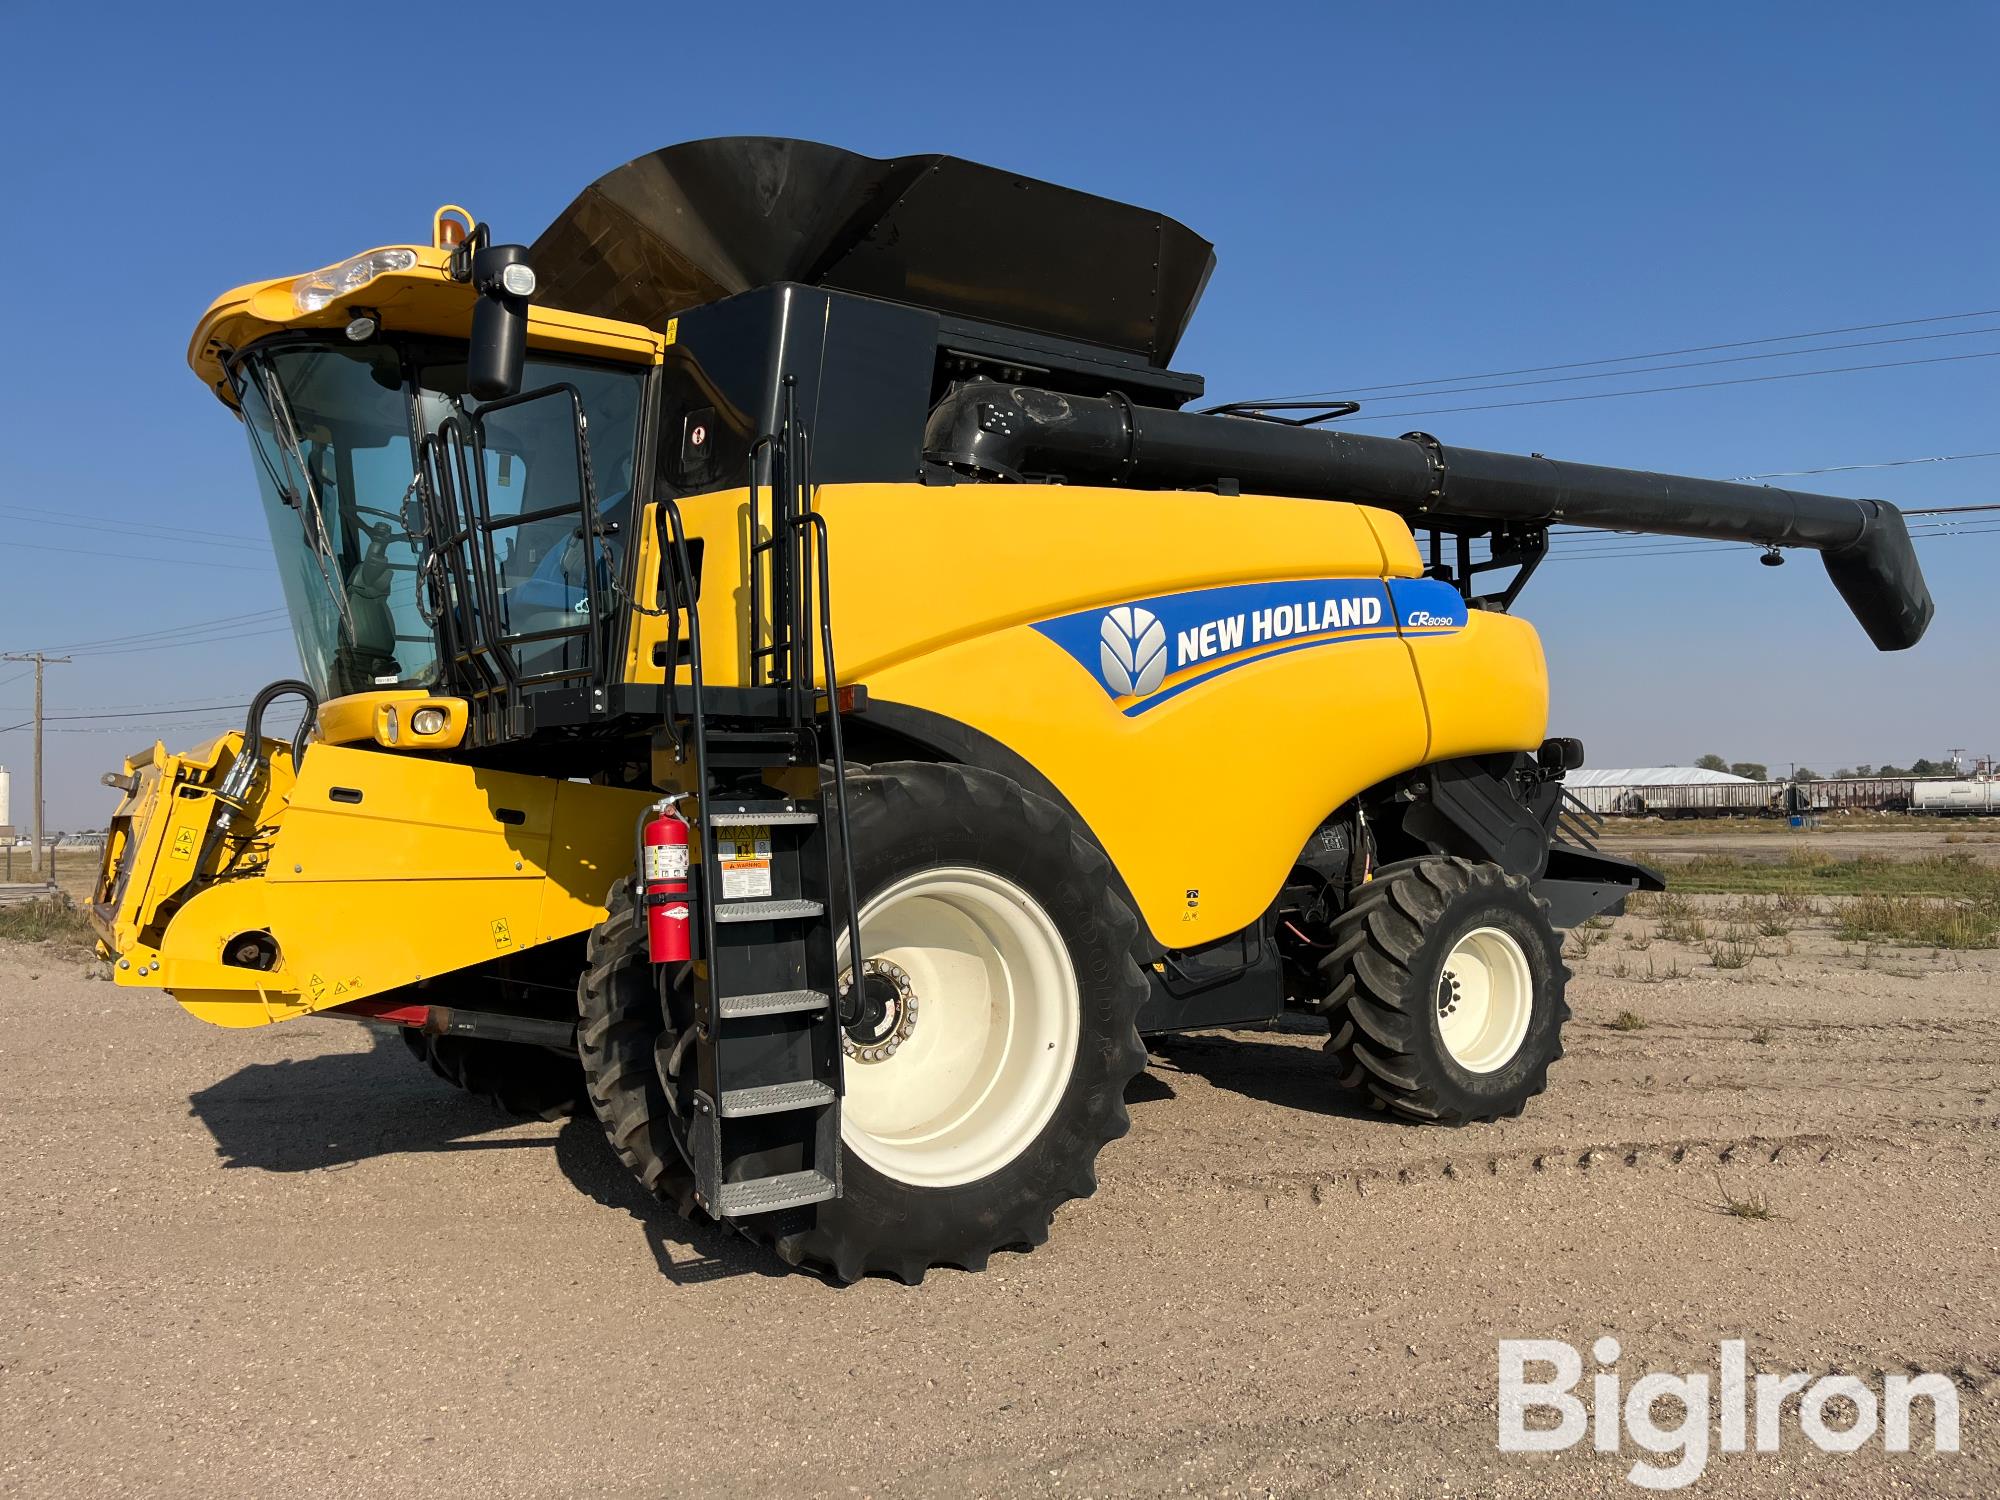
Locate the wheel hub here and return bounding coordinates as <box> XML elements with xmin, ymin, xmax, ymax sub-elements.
<box><xmin>1436</xmin><ymin>969</ymin><xmax>1463</xmax><ymax>1019</ymax></box>
<box><xmin>1435</xmin><ymin>926</ymin><xmax>1534</xmax><ymax>1074</ymax></box>
<box><xmin>839</xmin><ymin>957</ymin><xmax>919</xmax><ymax>1064</ymax></box>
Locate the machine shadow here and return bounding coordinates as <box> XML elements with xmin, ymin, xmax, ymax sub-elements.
<box><xmin>184</xmin><ymin>1025</ymin><xmax>785</xmax><ymax>1284</ymax></box>
<box><xmin>550</xmin><ymin>1118</ymin><xmax>791</xmax><ymax>1285</ymax></box>
<box><xmin>1146</xmin><ymin>1018</ymin><xmax>1381</xmax><ymax>1121</ymax></box>
<box><xmin>186</xmin><ymin>1025</ymin><xmax>552</xmax><ymax>1173</ymax></box>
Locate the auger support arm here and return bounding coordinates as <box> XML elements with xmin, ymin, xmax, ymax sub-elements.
<box><xmin>925</xmin><ymin>381</ymin><xmax>1935</xmax><ymax>650</ymax></box>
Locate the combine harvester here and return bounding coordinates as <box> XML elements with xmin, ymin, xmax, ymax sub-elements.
<box><xmin>94</xmin><ymin>139</ymin><xmax>1933</xmax><ymax>1280</ymax></box>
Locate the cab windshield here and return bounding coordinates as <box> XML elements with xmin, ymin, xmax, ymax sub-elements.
<box><xmin>232</xmin><ymin>338</ymin><xmax>645</xmax><ymax>699</ymax></box>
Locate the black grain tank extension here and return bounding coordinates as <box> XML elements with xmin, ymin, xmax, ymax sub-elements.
<box><xmin>530</xmin><ymin>138</ymin><xmax>1217</xmax><ymax>490</ymax></box>
<box><xmin>531</xmin><ymin>137</ymin><xmax>1215</xmax><ymax>369</ymax></box>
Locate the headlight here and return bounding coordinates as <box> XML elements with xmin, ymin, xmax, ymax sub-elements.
<box><xmin>410</xmin><ymin>707</ymin><xmax>447</xmax><ymax>736</ymax></box>
<box><xmin>293</xmin><ymin>248</ymin><xmax>419</xmax><ymax>313</ymax></box>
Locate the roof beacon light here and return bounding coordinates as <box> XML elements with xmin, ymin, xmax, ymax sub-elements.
<box><xmin>293</xmin><ymin>248</ymin><xmax>419</xmax><ymax>314</ymax></box>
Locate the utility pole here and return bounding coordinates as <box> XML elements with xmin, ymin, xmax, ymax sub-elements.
<box><xmin>2</xmin><ymin>652</ymin><xmax>70</xmax><ymax>879</ymax></box>
<box><xmin>1947</xmin><ymin>747</ymin><xmax>1966</xmax><ymax>775</ymax></box>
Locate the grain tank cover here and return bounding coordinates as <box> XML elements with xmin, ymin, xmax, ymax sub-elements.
<box><xmin>528</xmin><ymin>137</ymin><xmax>1215</xmax><ymax>368</ymax></box>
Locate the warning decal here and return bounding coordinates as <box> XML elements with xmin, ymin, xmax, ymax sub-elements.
<box><xmin>644</xmin><ymin>842</ymin><xmax>690</xmax><ymax>881</ymax></box>
<box><xmin>716</xmin><ymin>825</ymin><xmax>773</xmax><ymax>900</ymax></box>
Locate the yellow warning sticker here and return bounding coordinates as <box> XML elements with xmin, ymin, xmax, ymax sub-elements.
<box><xmin>491</xmin><ymin>917</ymin><xmax>514</xmax><ymax>950</ymax></box>
<box><xmin>716</xmin><ymin>825</ymin><xmax>773</xmax><ymax>900</ymax></box>
<box><xmin>664</xmin><ymin>316</ymin><xmax>679</xmax><ymax>346</ymax></box>
<box><xmin>169</xmin><ymin>826</ymin><xmax>198</xmax><ymax>861</ymax></box>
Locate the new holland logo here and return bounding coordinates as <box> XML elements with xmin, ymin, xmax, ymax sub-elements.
<box><xmin>1099</xmin><ymin>606</ymin><xmax>1169</xmax><ymax>697</ymax></box>
<box><xmin>1034</xmin><ymin>576</ymin><xmax>1466</xmax><ymax>717</ymax></box>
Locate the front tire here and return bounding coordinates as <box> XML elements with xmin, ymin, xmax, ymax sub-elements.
<box><xmin>575</xmin><ymin>882</ymin><xmax>701</xmax><ymax>1218</ymax></box>
<box><xmin>398</xmin><ymin>1026</ymin><xmax>585</xmax><ymax>1121</ymax></box>
<box><xmin>761</xmin><ymin>762</ymin><xmax>1149</xmax><ymax>1282</ymax></box>
<box><xmin>1318</xmin><ymin>856</ymin><xmax>1568</xmax><ymax>1123</ymax></box>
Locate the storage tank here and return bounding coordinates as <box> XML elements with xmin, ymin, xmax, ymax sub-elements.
<box><xmin>1912</xmin><ymin>780</ymin><xmax>2000</xmax><ymax>814</ymax></box>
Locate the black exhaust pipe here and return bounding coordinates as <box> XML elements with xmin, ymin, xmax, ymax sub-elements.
<box><xmin>925</xmin><ymin>382</ymin><xmax>1933</xmax><ymax>650</ymax></box>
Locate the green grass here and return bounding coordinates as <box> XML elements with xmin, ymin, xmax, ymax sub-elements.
<box><xmin>1835</xmin><ymin>895</ymin><xmax>1998</xmax><ymax>949</ymax></box>
<box><xmin>1706</xmin><ymin>929</ymin><xmax>1762</xmax><ymax>969</ymax></box>
<box><xmin>0</xmin><ymin>898</ymin><xmax>98</xmax><ymax>953</ymax></box>
<box><xmin>1647</xmin><ymin>849</ymin><xmax>2000</xmax><ymax>900</ymax></box>
<box><xmin>1716</xmin><ymin>1183</ymin><xmax>1775</xmax><ymax>1221</ymax></box>
<box><xmin>1608</xmin><ymin>1010</ymin><xmax>1649</xmax><ymax>1032</ymax></box>
<box><xmin>1642</xmin><ymin>851</ymin><xmax>1999</xmax><ymax>949</ymax></box>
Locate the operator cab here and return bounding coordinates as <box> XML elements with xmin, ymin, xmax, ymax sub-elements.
<box><xmin>231</xmin><ymin>334</ymin><xmax>646</xmax><ymax>700</ymax></box>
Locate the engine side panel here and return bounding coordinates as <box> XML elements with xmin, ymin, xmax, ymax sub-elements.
<box><xmin>638</xmin><ymin>483</ymin><xmax>1548</xmax><ymax>946</ymax></box>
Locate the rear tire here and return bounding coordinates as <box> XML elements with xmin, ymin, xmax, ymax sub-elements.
<box><xmin>1317</xmin><ymin>856</ymin><xmax>1567</xmax><ymax>1123</ymax></box>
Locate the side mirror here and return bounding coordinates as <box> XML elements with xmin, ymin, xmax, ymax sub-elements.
<box><xmin>467</xmin><ymin>243</ymin><xmax>535</xmax><ymax>401</ymax></box>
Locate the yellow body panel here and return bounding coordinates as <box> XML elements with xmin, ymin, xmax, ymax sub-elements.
<box><xmin>109</xmin><ymin>457</ymin><xmax>1544</xmax><ymax>1017</ymax></box>
<box><xmin>96</xmin><ymin>742</ymin><xmax>649</xmax><ymax>1028</ymax></box>
<box><xmin>1403</xmin><ymin>611</ymin><xmax>1549</xmax><ymax>763</ymax></box>
<box><xmin>315</xmin><ymin>690</ymin><xmax>469</xmax><ymax>749</ymax></box>
<box><xmin>186</xmin><ymin>242</ymin><xmax>663</xmax><ymax>403</ymax></box>
<box><xmin>627</xmin><ymin>484</ymin><xmax>1424</xmax><ymax>689</ymax></box>
<box><xmin>627</xmin><ymin>482</ymin><xmax>1548</xmax><ymax>946</ymax></box>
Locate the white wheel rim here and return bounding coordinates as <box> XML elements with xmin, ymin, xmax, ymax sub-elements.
<box><xmin>838</xmin><ymin>867</ymin><xmax>1080</xmax><ymax>1189</ymax></box>
<box><xmin>1435</xmin><ymin>926</ymin><xmax>1533</xmax><ymax>1074</ymax></box>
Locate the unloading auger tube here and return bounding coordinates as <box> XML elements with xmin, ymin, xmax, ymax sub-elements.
<box><xmin>924</xmin><ymin>381</ymin><xmax>1934</xmax><ymax>651</ymax></box>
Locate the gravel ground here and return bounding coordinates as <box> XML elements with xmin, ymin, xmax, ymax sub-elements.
<box><xmin>3</xmin><ymin>882</ymin><xmax>1996</xmax><ymax>1496</ymax></box>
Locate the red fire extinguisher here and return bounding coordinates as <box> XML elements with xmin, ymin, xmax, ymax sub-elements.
<box><xmin>642</xmin><ymin>802</ymin><xmax>692</xmax><ymax>964</ymax></box>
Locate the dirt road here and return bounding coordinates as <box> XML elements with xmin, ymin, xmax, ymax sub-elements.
<box><xmin>4</xmin><ymin>895</ymin><xmax>1996</xmax><ymax>1497</ymax></box>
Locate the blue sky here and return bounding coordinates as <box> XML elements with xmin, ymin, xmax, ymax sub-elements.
<box><xmin>1</xmin><ymin>3</ymin><xmax>1994</xmax><ymax>827</ymax></box>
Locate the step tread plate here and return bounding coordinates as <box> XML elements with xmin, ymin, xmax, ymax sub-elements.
<box><xmin>709</xmin><ymin>809</ymin><xmax>818</xmax><ymax>827</ymax></box>
<box><xmin>715</xmin><ymin>898</ymin><xmax>824</xmax><ymax>924</ymax></box>
<box><xmin>714</xmin><ymin>1169</ymin><xmax>838</xmax><ymax>1217</ymax></box>
<box><xmin>717</xmin><ymin>988</ymin><xmax>831</xmax><ymax>1019</ymax></box>
<box><xmin>718</xmin><ymin>1079</ymin><xmax>837</xmax><ymax>1117</ymax></box>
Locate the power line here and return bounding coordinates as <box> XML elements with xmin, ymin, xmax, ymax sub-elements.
<box><xmin>1730</xmin><ymin>451</ymin><xmax>2000</xmax><ymax>481</ymax></box>
<box><xmin>44</xmin><ymin>720</ymin><xmax>251</xmax><ymax>735</ymax></box>
<box><xmin>1258</xmin><ymin>308</ymin><xmax>2000</xmax><ymax>401</ymax></box>
<box><xmin>1240</xmin><ymin>324</ymin><xmax>2000</xmax><ymax>408</ymax></box>
<box><xmin>1548</xmin><ymin>500</ymin><xmax>2000</xmax><ymax>542</ymax></box>
<box><xmin>1551</xmin><ymin>510</ymin><xmax>1999</xmax><ymax>552</ymax></box>
<box><xmin>0</xmin><ymin>692</ymin><xmax>254</xmax><ymax>714</ymax></box>
<box><xmin>0</xmin><ymin>504</ymin><xmax>269</xmax><ymax>553</ymax></box>
<box><xmin>45</xmin><ymin>703</ymin><xmax>266</xmax><ymax>722</ymax></box>
<box><xmin>32</xmin><ymin>608</ymin><xmax>287</xmax><ymax>654</ymax></box>
<box><xmin>63</xmin><ymin>628</ymin><xmax>292</xmax><ymax>664</ymax></box>
<box><xmin>2</xmin><ymin>537</ymin><xmax>271</xmax><ymax>573</ymax></box>
<box><xmin>1318</xmin><ymin>349</ymin><xmax>2000</xmax><ymax>425</ymax></box>
<box><xmin>1549</xmin><ymin>516</ymin><xmax>1999</xmax><ymax>556</ymax></box>
<box><xmin>1543</xmin><ymin>522</ymin><xmax>2000</xmax><ymax>564</ymax></box>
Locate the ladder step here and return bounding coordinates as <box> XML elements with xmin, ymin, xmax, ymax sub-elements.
<box><xmin>719</xmin><ymin>1079</ymin><xmax>837</xmax><ymax>1118</ymax></box>
<box><xmin>715</xmin><ymin>1169</ymin><xmax>839</xmax><ymax>1217</ymax></box>
<box><xmin>715</xmin><ymin>898</ymin><xmax>824</xmax><ymax>924</ymax></box>
<box><xmin>717</xmin><ymin>988</ymin><xmax>830</xmax><ymax>1019</ymax></box>
<box><xmin>709</xmin><ymin>809</ymin><xmax>817</xmax><ymax>827</ymax></box>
